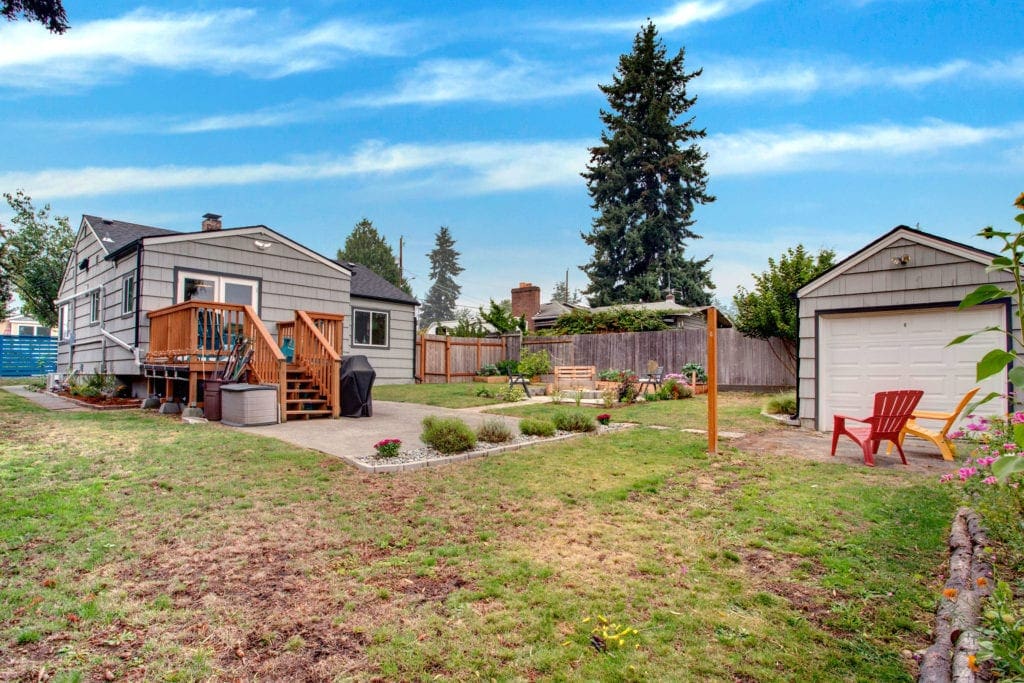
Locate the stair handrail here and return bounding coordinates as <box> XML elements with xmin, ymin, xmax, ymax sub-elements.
<box><xmin>242</xmin><ymin>305</ymin><xmax>288</xmax><ymax>421</ymax></box>
<box><xmin>293</xmin><ymin>310</ymin><xmax>341</xmax><ymax>418</ymax></box>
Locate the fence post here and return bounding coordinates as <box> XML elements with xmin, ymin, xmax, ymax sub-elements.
<box><xmin>707</xmin><ymin>308</ymin><xmax>718</xmax><ymax>455</ymax></box>
<box><xmin>417</xmin><ymin>332</ymin><xmax>426</xmax><ymax>383</ymax></box>
<box><xmin>444</xmin><ymin>335</ymin><xmax>451</xmax><ymax>383</ymax></box>
<box><xmin>475</xmin><ymin>337</ymin><xmax>481</xmax><ymax>372</ymax></box>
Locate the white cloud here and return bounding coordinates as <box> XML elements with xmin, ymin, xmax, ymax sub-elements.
<box><xmin>703</xmin><ymin>54</ymin><xmax>1024</xmax><ymax>98</ymax></box>
<box><xmin>0</xmin><ymin>140</ymin><xmax>591</xmax><ymax>199</ymax></box>
<box><xmin>4</xmin><ymin>119</ymin><xmax>1021</xmax><ymax>200</ymax></box>
<box><xmin>0</xmin><ymin>8</ymin><xmax>409</xmax><ymax>89</ymax></box>
<box><xmin>113</xmin><ymin>56</ymin><xmax>602</xmax><ymax>134</ymax></box>
<box><xmin>571</xmin><ymin>0</ymin><xmax>764</xmax><ymax>32</ymax></box>
<box><xmin>705</xmin><ymin>120</ymin><xmax>1024</xmax><ymax>175</ymax></box>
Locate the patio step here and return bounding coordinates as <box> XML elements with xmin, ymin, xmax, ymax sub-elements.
<box><xmin>284</xmin><ymin>408</ymin><xmax>334</xmax><ymax>419</ymax></box>
<box><xmin>282</xmin><ymin>366</ymin><xmax>333</xmax><ymax>420</ymax></box>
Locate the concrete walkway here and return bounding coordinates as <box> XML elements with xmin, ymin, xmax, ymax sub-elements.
<box><xmin>241</xmin><ymin>400</ymin><xmax>523</xmax><ymax>461</ymax></box>
<box><xmin>1</xmin><ymin>385</ymin><xmax>83</xmax><ymax>411</ymax></box>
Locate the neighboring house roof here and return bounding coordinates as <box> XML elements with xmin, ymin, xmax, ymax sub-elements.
<box><xmin>424</xmin><ymin>318</ymin><xmax>498</xmax><ymax>334</ymax></box>
<box><xmin>83</xmin><ymin>215</ymin><xmax>177</xmax><ymax>258</ymax></box>
<box><xmin>533</xmin><ymin>300</ymin><xmax>588</xmax><ymax>327</ymax></box>
<box><xmin>589</xmin><ymin>298</ymin><xmax>733</xmax><ymax>327</ymax></box>
<box><xmin>797</xmin><ymin>225</ymin><xmax>999</xmax><ymax>298</ymax></box>
<box><xmin>341</xmin><ymin>261</ymin><xmax>419</xmax><ymax>306</ymax></box>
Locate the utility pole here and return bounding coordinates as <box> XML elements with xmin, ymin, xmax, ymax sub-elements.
<box><xmin>565</xmin><ymin>269</ymin><xmax>569</xmax><ymax>302</ymax></box>
<box><xmin>398</xmin><ymin>236</ymin><xmax>404</xmax><ymax>280</ymax></box>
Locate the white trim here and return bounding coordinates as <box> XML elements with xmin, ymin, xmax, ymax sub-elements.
<box><xmin>81</xmin><ymin>216</ymin><xmax>110</xmax><ymax>256</ymax></box>
<box><xmin>88</xmin><ymin>290</ymin><xmax>101</xmax><ymax>323</ymax></box>
<box><xmin>144</xmin><ymin>226</ymin><xmax>351</xmax><ymax>277</ymax></box>
<box><xmin>352</xmin><ymin>308</ymin><xmax>389</xmax><ymax>347</ymax></box>
<box><xmin>798</xmin><ymin>228</ymin><xmax>996</xmax><ymax>298</ymax></box>
<box><xmin>121</xmin><ymin>273</ymin><xmax>136</xmax><ymax>316</ymax></box>
<box><xmin>176</xmin><ymin>270</ymin><xmax>260</xmax><ymax>307</ymax></box>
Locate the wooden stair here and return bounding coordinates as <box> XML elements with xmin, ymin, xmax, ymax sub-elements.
<box><xmin>283</xmin><ymin>364</ymin><xmax>333</xmax><ymax>419</ymax></box>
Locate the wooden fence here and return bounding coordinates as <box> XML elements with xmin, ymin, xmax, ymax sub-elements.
<box><xmin>0</xmin><ymin>335</ymin><xmax>57</xmax><ymax>377</ymax></box>
<box><xmin>416</xmin><ymin>328</ymin><xmax>794</xmax><ymax>388</ymax></box>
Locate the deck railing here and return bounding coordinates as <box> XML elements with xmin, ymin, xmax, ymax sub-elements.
<box><xmin>292</xmin><ymin>311</ymin><xmax>342</xmax><ymax>418</ymax></box>
<box><xmin>147</xmin><ymin>301</ymin><xmax>288</xmax><ymax>420</ymax></box>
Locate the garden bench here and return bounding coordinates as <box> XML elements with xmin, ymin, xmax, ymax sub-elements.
<box><xmin>553</xmin><ymin>365</ymin><xmax>596</xmax><ymax>390</ymax></box>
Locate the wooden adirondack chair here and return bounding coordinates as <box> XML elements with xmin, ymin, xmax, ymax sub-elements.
<box><xmin>830</xmin><ymin>390</ymin><xmax>924</xmax><ymax>466</ymax></box>
<box><xmin>886</xmin><ymin>387</ymin><xmax>979</xmax><ymax>461</ymax></box>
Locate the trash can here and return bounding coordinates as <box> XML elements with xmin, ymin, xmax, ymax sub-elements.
<box><xmin>220</xmin><ymin>383</ymin><xmax>279</xmax><ymax>426</ymax></box>
<box><xmin>340</xmin><ymin>355</ymin><xmax>376</xmax><ymax>417</ymax></box>
<box><xmin>202</xmin><ymin>378</ymin><xmax>230</xmax><ymax>421</ymax></box>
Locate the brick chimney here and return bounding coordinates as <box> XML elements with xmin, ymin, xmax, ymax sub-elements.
<box><xmin>511</xmin><ymin>282</ymin><xmax>541</xmax><ymax>331</ymax></box>
<box><xmin>201</xmin><ymin>213</ymin><xmax>222</xmax><ymax>232</ymax></box>
<box><xmin>665</xmin><ymin>293</ymin><xmax>675</xmax><ymax>303</ymax></box>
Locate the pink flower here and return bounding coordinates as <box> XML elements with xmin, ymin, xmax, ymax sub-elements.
<box><xmin>947</xmin><ymin>429</ymin><xmax>964</xmax><ymax>440</ymax></box>
<box><xmin>1002</xmin><ymin>443</ymin><xmax>1018</xmax><ymax>452</ymax></box>
<box><xmin>1013</xmin><ymin>411</ymin><xmax>1024</xmax><ymax>424</ymax></box>
<box><xmin>976</xmin><ymin>456</ymin><xmax>996</xmax><ymax>467</ymax></box>
<box><xmin>939</xmin><ymin>473</ymin><xmax>954</xmax><ymax>483</ymax></box>
<box><xmin>966</xmin><ymin>422</ymin><xmax>986</xmax><ymax>432</ymax></box>
<box><xmin>983</xmin><ymin>476</ymin><xmax>998</xmax><ymax>485</ymax></box>
<box><xmin>958</xmin><ymin>467</ymin><xmax>978</xmax><ymax>481</ymax></box>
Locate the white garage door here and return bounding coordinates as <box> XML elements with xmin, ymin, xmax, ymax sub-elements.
<box><xmin>818</xmin><ymin>304</ymin><xmax>1008</xmax><ymax>431</ymax></box>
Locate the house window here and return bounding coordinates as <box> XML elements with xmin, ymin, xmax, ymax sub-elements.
<box><xmin>89</xmin><ymin>290</ymin><xmax>101</xmax><ymax>323</ymax></box>
<box><xmin>353</xmin><ymin>309</ymin><xmax>388</xmax><ymax>347</ymax></box>
<box><xmin>122</xmin><ymin>274</ymin><xmax>136</xmax><ymax>316</ymax></box>
<box><xmin>58</xmin><ymin>304</ymin><xmax>70</xmax><ymax>341</ymax></box>
<box><xmin>17</xmin><ymin>326</ymin><xmax>33</xmax><ymax>336</ymax></box>
<box><xmin>176</xmin><ymin>271</ymin><xmax>259</xmax><ymax>309</ymax></box>
<box><xmin>35</xmin><ymin>326</ymin><xmax>51</xmax><ymax>336</ymax></box>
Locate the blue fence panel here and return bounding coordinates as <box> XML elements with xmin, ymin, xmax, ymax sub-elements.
<box><xmin>0</xmin><ymin>335</ymin><xmax>58</xmax><ymax>377</ymax></box>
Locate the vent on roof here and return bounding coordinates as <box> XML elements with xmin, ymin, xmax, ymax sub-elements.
<box><xmin>102</xmin><ymin>219</ymin><xmax>113</xmax><ymax>224</ymax></box>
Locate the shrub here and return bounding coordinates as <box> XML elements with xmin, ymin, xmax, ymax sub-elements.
<box><xmin>496</xmin><ymin>385</ymin><xmax>526</xmax><ymax>402</ymax></box>
<box><xmin>477</xmin><ymin>363</ymin><xmax>500</xmax><ymax>376</ymax></box>
<box><xmin>764</xmin><ymin>392</ymin><xmax>797</xmax><ymax>415</ymax></box>
<box><xmin>552</xmin><ymin>410</ymin><xmax>596</xmax><ymax>432</ymax></box>
<box><xmin>477</xmin><ymin>419</ymin><xmax>513</xmax><ymax>443</ymax></box>
<box><xmin>374</xmin><ymin>438</ymin><xmax>401</xmax><ymax>457</ymax></box>
<box><xmin>657</xmin><ymin>378</ymin><xmax>693</xmax><ymax>400</ymax></box>
<box><xmin>601</xmin><ymin>389</ymin><xmax>616</xmax><ymax>408</ymax></box>
<box><xmin>520</xmin><ymin>418</ymin><xmax>556</xmax><ymax>437</ymax></box>
<box><xmin>517</xmin><ymin>349</ymin><xmax>552</xmax><ymax>377</ymax></box>
<box><xmin>495</xmin><ymin>359</ymin><xmax>519</xmax><ymax>376</ymax></box>
<box><xmin>421</xmin><ymin>416</ymin><xmax>477</xmax><ymax>454</ymax></box>
<box><xmin>680</xmin><ymin>362</ymin><xmax>707</xmax><ymax>384</ymax></box>
<box><xmin>475</xmin><ymin>386</ymin><xmax>496</xmax><ymax>398</ymax></box>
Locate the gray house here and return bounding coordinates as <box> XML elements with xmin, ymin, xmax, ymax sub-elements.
<box><xmin>797</xmin><ymin>225</ymin><xmax>1016</xmax><ymax>431</ymax></box>
<box><xmin>56</xmin><ymin>213</ymin><xmax>417</xmax><ymax>417</ymax></box>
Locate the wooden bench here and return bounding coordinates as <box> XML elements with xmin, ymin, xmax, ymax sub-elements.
<box><xmin>553</xmin><ymin>365</ymin><xmax>596</xmax><ymax>390</ymax></box>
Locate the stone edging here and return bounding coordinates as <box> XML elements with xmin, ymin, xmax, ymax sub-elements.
<box><xmin>339</xmin><ymin>425</ymin><xmax>637</xmax><ymax>473</ymax></box>
<box><xmin>918</xmin><ymin>507</ymin><xmax>994</xmax><ymax>683</ymax></box>
<box><xmin>44</xmin><ymin>391</ymin><xmax>142</xmax><ymax>411</ymax></box>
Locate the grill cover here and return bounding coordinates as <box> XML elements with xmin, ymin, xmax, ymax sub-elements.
<box><xmin>340</xmin><ymin>355</ymin><xmax>376</xmax><ymax>417</ymax></box>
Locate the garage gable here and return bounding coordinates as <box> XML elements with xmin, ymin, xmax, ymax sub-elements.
<box><xmin>797</xmin><ymin>226</ymin><xmax>1017</xmax><ymax>432</ymax></box>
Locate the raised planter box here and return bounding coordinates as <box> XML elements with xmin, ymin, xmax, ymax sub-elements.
<box><xmin>473</xmin><ymin>376</ymin><xmax>508</xmax><ymax>384</ymax></box>
<box><xmin>595</xmin><ymin>380</ymin><xmax>619</xmax><ymax>392</ymax></box>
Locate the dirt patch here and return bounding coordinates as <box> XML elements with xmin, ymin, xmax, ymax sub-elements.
<box><xmin>733</xmin><ymin>428</ymin><xmax>959</xmax><ymax>475</ymax></box>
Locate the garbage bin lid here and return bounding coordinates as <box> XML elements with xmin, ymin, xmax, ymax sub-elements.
<box><xmin>221</xmin><ymin>383</ymin><xmax>277</xmax><ymax>392</ymax></box>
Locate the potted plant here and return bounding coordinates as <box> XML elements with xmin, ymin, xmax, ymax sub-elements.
<box><xmin>474</xmin><ymin>363</ymin><xmax>507</xmax><ymax>384</ymax></box>
<box><xmin>680</xmin><ymin>362</ymin><xmax>708</xmax><ymax>394</ymax></box>
<box><xmin>596</xmin><ymin>368</ymin><xmax>629</xmax><ymax>392</ymax></box>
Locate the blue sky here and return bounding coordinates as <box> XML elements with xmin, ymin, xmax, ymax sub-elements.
<box><xmin>1</xmin><ymin>0</ymin><xmax>1022</xmax><ymax>313</ymax></box>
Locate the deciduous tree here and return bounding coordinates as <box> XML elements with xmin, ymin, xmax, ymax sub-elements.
<box><xmin>2</xmin><ymin>0</ymin><xmax>69</xmax><ymax>33</ymax></box>
<box><xmin>581</xmin><ymin>21</ymin><xmax>714</xmax><ymax>307</ymax></box>
<box><xmin>733</xmin><ymin>245</ymin><xmax>836</xmax><ymax>374</ymax></box>
<box><xmin>0</xmin><ymin>190</ymin><xmax>74</xmax><ymax>327</ymax></box>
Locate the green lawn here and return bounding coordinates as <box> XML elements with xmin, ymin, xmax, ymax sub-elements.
<box><xmin>374</xmin><ymin>381</ymin><xmax>511</xmax><ymax>408</ymax></box>
<box><xmin>490</xmin><ymin>391</ymin><xmax>781</xmax><ymax>433</ymax></box>
<box><xmin>0</xmin><ymin>389</ymin><xmax>954</xmax><ymax>681</ymax></box>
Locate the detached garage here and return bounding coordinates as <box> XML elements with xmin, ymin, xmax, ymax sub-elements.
<box><xmin>797</xmin><ymin>225</ymin><xmax>1017</xmax><ymax>431</ymax></box>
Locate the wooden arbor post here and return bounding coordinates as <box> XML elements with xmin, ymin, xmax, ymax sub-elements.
<box><xmin>707</xmin><ymin>307</ymin><xmax>718</xmax><ymax>454</ymax></box>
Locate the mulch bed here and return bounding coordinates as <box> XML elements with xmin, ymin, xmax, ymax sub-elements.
<box><xmin>50</xmin><ymin>391</ymin><xmax>143</xmax><ymax>410</ymax></box>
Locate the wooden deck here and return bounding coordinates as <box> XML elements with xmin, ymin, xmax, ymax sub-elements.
<box><xmin>146</xmin><ymin>301</ymin><xmax>343</xmax><ymax>421</ymax></box>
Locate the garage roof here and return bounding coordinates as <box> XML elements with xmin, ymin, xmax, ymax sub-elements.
<box><xmin>797</xmin><ymin>225</ymin><xmax>998</xmax><ymax>298</ymax></box>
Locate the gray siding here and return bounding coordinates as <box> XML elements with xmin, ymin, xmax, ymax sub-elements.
<box><xmin>798</xmin><ymin>237</ymin><xmax>1018</xmax><ymax>429</ymax></box>
<box><xmin>141</xmin><ymin>232</ymin><xmax>349</xmax><ymax>336</ymax></box>
<box><xmin>347</xmin><ymin>296</ymin><xmax>416</xmax><ymax>384</ymax></box>
<box><xmin>56</xmin><ymin>224</ymin><xmax>142</xmax><ymax>377</ymax></box>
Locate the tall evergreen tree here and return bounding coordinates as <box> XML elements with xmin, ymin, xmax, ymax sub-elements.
<box><xmin>336</xmin><ymin>218</ymin><xmax>412</xmax><ymax>295</ymax></box>
<box><xmin>551</xmin><ymin>280</ymin><xmax>581</xmax><ymax>305</ymax></box>
<box><xmin>420</xmin><ymin>226</ymin><xmax>463</xmax><ymax>326</ymax></box>
<box><xmin>580</xmin><ymin>22</ymin><xmax>715</xmax><ymax>307</ymax></box>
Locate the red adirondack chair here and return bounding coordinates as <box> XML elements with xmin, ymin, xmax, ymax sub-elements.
<box><xmin>830</xmin><ymin>390</ymin><xmax>924</xmax><ymax>466</ymax></box>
